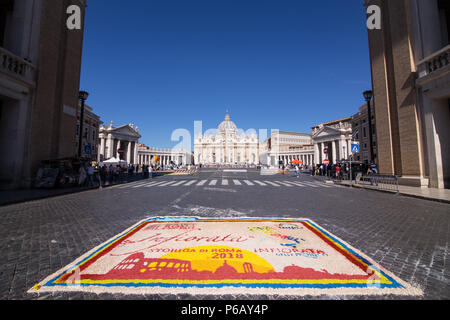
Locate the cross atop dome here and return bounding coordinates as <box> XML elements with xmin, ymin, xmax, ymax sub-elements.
<box><xmin>225</xmin><ymin>109</ymin><xmax>230</xmax><ymax>121</ymax></box>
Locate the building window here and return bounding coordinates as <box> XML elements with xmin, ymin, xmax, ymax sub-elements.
<box><xmin>363</xmin><ymin>127</ymin><xmax>367</xmax><ymax>138</ymax></box>
<box><xmin>438</xmin><ymin>0</ymin><xmax>450</xmax><ymax>45</ymax></box>
<box><xmin>0</xmin><ymin>1</ymin><xmax>14</xmax><ymax>47</ymax></box>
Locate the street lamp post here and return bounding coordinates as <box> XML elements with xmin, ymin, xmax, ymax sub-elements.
<box><xmin>78</xmin><ymin>90</ymin><xmax>89</xmax><ymax>158</ymax></box>
<box><xmin>363</xmin><ymin>90</ymin><xmax>374</xmax><ymax>163</ymax></box>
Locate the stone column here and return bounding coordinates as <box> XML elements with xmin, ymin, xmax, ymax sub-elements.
<box><xmin>116</xmin><ymin>140</ymin><xmax>121</xmax><ymax>159</ymax></box>
<box><xmin>133</xmin><ymin>142</ymin><xmax>138</xmax><ymax>165</ymax></box>
<box><xmin>127</xmin><ymin>141</ymin><xmax>132</xmax><ymax>164</ymax></box>
<box><xmin>332</xmin><ymin>140</ymin><xmax>337</xmax><ymax>164</ymax></box>
<box><xmin>314</xmin><ymin>143</ymin><xmax>319</xmax><ymax>165</ymax></box>
<box><xmin>320</xmin><ymin>143</ymin><xmax>325</xmax><ymax>163</ymax></box>
<box><xmin>99</xmin><ymin>137</ymin><xmax>105</xmax><ymax>161</ymax></box>
<box><xmin>107</xmin><ymin>134</ymin><xmax>114</xmax><ymax>159</ymax></box>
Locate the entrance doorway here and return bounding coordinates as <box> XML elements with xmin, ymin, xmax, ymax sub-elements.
<box><xmin>0</xmin><ymin>97</ymin><xmax>20</xmax><ymax>188</ymax></box>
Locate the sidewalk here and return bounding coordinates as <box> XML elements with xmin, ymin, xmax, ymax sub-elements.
<box><xmin>0</xmin><ymin>175</ymin><xmax>150</xmax><ymax>207</ymax></box>
<box><xmin>335</xmin><ymin>180</ymin><xmax>450</xmax><ymax>203</ymax></box>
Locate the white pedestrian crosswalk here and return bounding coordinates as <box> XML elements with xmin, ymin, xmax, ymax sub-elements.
<box><xmin>118</xmin><ymin>179</ymin><xmax>338</xmax><ymax>190</ymax></box>
<box><xmin>184</xmin><ymin>180</ymin><xmax>198</xmax><ymax>186</ymax></box>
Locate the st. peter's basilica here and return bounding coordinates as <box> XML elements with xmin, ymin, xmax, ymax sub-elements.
<box><xmin>194</xmin><ymin>113</ymin><xmax>259</xmax><ymax>165</ymax></box>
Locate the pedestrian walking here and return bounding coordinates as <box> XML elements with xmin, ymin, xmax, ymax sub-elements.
<box><xmin>335</xmin><ymin>164</ymin><xmax>341</xmax><ymax>179</ymax></box>
<box><xmin>113</xmin><ymin>165</ymin><xmax>119</xmax><ymax>183</ymax></box>
<box><xmin>86</xmin><ymin>164</ymin><xmax>95</xmax><ymax>187</ymax></box>
<box><xmin>295</xmin><ymin>165</ymin><xmax>300</xmax><ymax>178</ymax></box>
<box><xmin>78</xmin><ymin>165</ymin><xmax>87</xmax><ymax>187</ymax></box>
<box><xmin>149</xmin><ymin>165</ymin><xmax>153</xmax><ymax>179</ymax></box>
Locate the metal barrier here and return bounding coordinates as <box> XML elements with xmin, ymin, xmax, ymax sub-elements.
<box><xmin>355</xmin><ymin>173</ymin><xmax>399</xmax><ymax>192</ymax></box>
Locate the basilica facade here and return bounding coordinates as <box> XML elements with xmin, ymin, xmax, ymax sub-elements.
<box><xmin>194</xmin><ymin>113</ymin><xmax>259</xmax><ymax>165</ymax></box>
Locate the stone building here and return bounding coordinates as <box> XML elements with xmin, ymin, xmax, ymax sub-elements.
<box><xmin>137</xmin><ymin>144</ymin><xmax>193</xmax><ymax>167</ymax></box>
<box><xmin>311</xmin><ymin>118</ymin><xmax>353</xmax><ymax>165</ymax></box>
<box><xmin>0</xmin><ymin>0</ymin><xmax>86</xmax><ymax>189</ymax></box>
<box><xmin>351</xmin><ymin>103</ymin><xmax>377</xmax><ymax>164</ymax></box>
<box><xmin>97</xmin><ymin>122</ymin><xmax>141</xmax><ymax>164</ymax></box>
<box><xmin>259</xmin><ymin>131</ymin><xmax>314</xmax><ymax>167</ymax></box>
<box><xmin>76</xmin><ymin>103</ymin><xmax>102</xmax><ymax>161</ymax></box>
<box><xmin>194</xmin><ymin>112</ymin><xmax>259</xmax><ymax>165</ymax></box>
<box><xmin>365</xmin><ymin>0</ymin><xmax>450</xmax><ymax>188</ymax></box>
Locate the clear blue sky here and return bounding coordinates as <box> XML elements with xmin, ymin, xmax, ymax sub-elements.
<box><xmin>80</xmin><ymin>0</ymin><xmax>371</xmax><ymax>149</ymax></box>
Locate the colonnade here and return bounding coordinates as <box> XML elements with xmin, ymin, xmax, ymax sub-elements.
<box><xmin>278</xmin><ymin>153</ymin><xmax>314</xmax><ymax>166</ymax></box>
<box><xmin>314</xmin><ymin>139</ymin><xmax>352</xmax><ymax>165</ymax></box>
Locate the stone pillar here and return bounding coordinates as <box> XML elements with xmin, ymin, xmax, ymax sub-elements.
<box><xmin>340</xmin><ymin>139</ymin><xmax>346</xmax><ymax>160</ymax></box>
<box><xmin>320</xmin><ymin>143</ymin><xmax>325</xmax><ymax>163</ymax></box>
<box><xmin>314</xmin><ymin>143</ymin><xmax>319</xmax><ymax>165</ymax></box>
<box><xmin>133</xmin><ymin>142</ymin><xmax>138</xmax><ymax>165</ymax></box>
<box><xmin>127</xmin><ymin>141</ymin><xmax>132</xmax><ymax>164</ymax></box>
<box><xmin>99</xmin><ymin>137</ymin><xmax>105</xmax><ymax>161</ymax></box>
<box><xmin>332</xmin><ymin>140</ymin><xmax>337</xmax><ymax>164</ymax></box>
<box><xmin>107</xmin><ymin>135</ymin><xmax>114</xmax><ymax>159</ymax></box>
<box><xmin>116</xmin><ymin>140</ymin><xmax>121</xmax><ymax>159</ymax></box>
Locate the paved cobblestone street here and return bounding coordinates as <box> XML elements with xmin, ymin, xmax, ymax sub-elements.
<box><xmin>0</xmin><ymin>171</ymin><xmax>448</xmax><ymax>300</ymax></box>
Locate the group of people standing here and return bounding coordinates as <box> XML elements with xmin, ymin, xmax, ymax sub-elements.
<box><xmin>77</xmin><ymin>163</ymin><xmax>157</xmax><ymax>187</ymax></box>
<box><xmin>97</xmin><ymin>164</ymin><xmax>155</xmax><ymax>185</ymax></box>
<box><xmin>311</xmin><ymin>162</ymin><xmax>378</xmax><ymax>180</ymax></box>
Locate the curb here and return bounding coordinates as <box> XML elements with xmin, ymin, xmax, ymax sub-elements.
<box><xmin>334</xmin><ymin>182</ymin><xmax>450</xmax><ymax>204</ymax></box>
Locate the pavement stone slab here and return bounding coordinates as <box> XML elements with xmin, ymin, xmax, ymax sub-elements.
<box><xmin>0</xmin><ymin>170</ymin><xmax>448</xmax><ymax>300</ymax></box>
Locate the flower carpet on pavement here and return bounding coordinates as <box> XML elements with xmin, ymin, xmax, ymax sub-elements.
<box><xmin>29</xmin><ymin>217</ymin><xmax>422</xmax><ymax>297</ymax></box>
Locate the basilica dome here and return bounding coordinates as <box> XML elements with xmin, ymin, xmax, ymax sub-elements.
<box><xmin>218</xmin><ymin>112</ymin><xmax>237</xmax><ymax>132</ymax></box>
